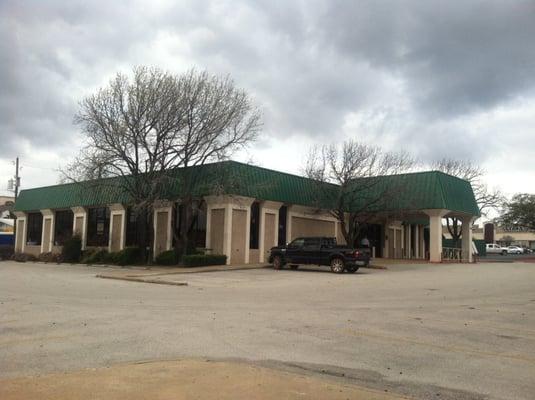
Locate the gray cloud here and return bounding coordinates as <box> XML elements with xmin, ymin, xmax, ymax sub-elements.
<box><xmin>1</xmin><ymin>0</ymin><xmax>535</xmax><ymax>179</ymax></box>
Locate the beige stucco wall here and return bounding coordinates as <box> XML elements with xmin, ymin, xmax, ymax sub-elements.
<box><xmin>110</xmin><ymin>213</ymin><xmax>123</xmax><ymax>252</ymax></box>
<box><xmin>15</xmin><ymin>219</ymin><xmax>24</xmax><ymax>252</ymax></box>
<box><xmin>263</xmin><ymin>213</ymin><xmax>276</xmax><ymax>261</ymax></box>
<box><xmin>291</xmin><ymin>216</ymin><xmax>335</xmax><ymax>240</ymax></box>
<box><xmin>249</xmin><ymin>249</ymin><xmax>260</xmax><ymax>264</ymax></box>
<box><xmin>336</xmin><ymin>223</ymin><xmax>346</xmax><ymax>245</ymax></box>
<box><xmin>231</xmin><ymin>209</ymin><xmax>247</xmax><ymax>264</ymax></box>
<box><xmin>42</xmin><ymin>218</ymin><xmax>52</xmax><ymax>253</ymax></box>
<box><xmin>25</xmin><ymin>245</ymin><xmax>41</xmax><ymax>257</ymax></box>
<box><xmin>154</xmin><ymin>211</ymin><xmax>169</xmax><ymax>257</ymax></box>
<box><xmin>210</xmin><ymin>208</ymin><xmax>225</xmax><ymax>254</ymax></box>
<box><xmin>74</xmin><ymin>216</ymin><xmax>84</xmax><ymax>236</ymax></box>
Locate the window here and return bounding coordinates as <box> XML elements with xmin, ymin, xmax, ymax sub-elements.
<box><xmin>173</xmin><ymin>202</ymin><xmax>207</xmax><ymax>249</ymax></box>
<box><xmin>125</xmin><ymin>207</ymin><xmax>152</xmax><ymax>247</ymax></box>
<box><xmin>125</xmin><ymin>207</ymin><xmax>138</xmax><ymax>247</ymax></box>
<box><xmin>303</xmin><ymin>238</ymin><xmax>321</xmax><ymax>248</ymax></box>
<box><xmin>86</xmin><ymin>207</ymin><xmax>110</xmax><ymax>246</ymax></box>
<box><xmin>289</xmin><ymin>238</ymin><xmax>304</xmax><ymax>248</ymax></box>
<box><xmin>26</xmin><ymin>212</ymin><xmax>43</xmax><ymax>245</ymax></box>
<box><xmin>54</xmin><ymin>210</ymin><xmax>73</xmax><ymax>245</ymax></box>
<box><xmin>278</xmin><ymin>205</ymin><xmax>287</xmax><ymax>246</ymax></box>
<box><xmin>249</xmin><ymin>202</ymin><xmax>260</xmax><ymax>249</ymax></box>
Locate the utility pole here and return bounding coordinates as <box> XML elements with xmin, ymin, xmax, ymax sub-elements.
<box><xmin>14</xmin><ymin>156</ymin><xmax>20</xmax><ymax>200</ymax></box>
<box><xmin>9</xmin><ymin>157</ymin><xmax>20</xmax><ymax>247</ymax></box>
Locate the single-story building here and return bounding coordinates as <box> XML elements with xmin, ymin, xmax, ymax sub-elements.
<box><xmin>13</xmin><ymin>160</ymin><xmax>480</xmax><ymax>263</ymax></box>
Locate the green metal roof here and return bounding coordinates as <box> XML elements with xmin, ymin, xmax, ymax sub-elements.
<box><xmin>14</xmin><ymin>160</ymin><xmax>479</xmax><ymax>216</ymax></box>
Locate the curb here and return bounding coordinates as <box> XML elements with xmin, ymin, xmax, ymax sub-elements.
<box><xmin>96</xmin><ymin>274</ymin><xmax>188</xmax><ymax>286</ymax></box>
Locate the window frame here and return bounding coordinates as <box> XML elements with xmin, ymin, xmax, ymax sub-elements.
<box><xmin>86</xmin><ymin>207</ymin><xmax>110</xmax><ymax>247</ymax></box>
<box><xmin>26</xmin><ymin>212</ymin><xmax>43</xmax><ymax>245</ymax></box>
<box><xmin>249</xmin><ymin>202</ymin><xmax>260</xmax><ymax>250</ymax></box>
<box><xmin>54</xmin><ymin>209</ymin><xmax>74</xmax><ymax>246</ymax></box>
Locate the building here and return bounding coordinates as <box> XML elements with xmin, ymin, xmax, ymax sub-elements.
<box><xmin>0</xmin><ymin>195</ymin><xmax>15</xmax><ymax>219</ymax></box>
<box><xmin>13</xmin><ymin>161</ymin><xmax>480</xmax><ymax>263</ymax></box>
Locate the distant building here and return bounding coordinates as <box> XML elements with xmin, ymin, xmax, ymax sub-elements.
<box><xmin>444</xmin><ymin>223</ymin><xmax>535</xmax><ymax>250</ymax></box>
<box><xmin>0</xmin><ymin>195</ymin><xmax>15</xmax><ymax>219</ymax></box>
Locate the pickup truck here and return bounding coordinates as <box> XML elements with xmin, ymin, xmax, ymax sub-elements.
<box><xmin>269</xmin><ymin>236</ymin><xmax>371</xmax><ymax>273</ymax></box>
<box><xmin>485</xmin><ymin>243</ymin><xmax>507</xmax><ymax>255</ymax></box>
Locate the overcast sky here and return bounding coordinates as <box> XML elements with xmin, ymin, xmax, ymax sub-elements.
<box><xmin>1</xmin><ymin>0</ymin><xmax>534</xmax><ymax>199</ymax></box>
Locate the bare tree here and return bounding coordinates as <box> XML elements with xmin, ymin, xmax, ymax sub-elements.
<box><xmin>432</xmin><ymin>158</ymin><xmax>504</xmax><ymax>242</ymax></box>
<box><xmin>305</xmin><ymin>140</ymin><xmax>414</xmax><ymax>247</ymax></box>
<box><xmin>64</xmin><ymin>66</ymin><xmax>261</xmax><ymax>259</ymax></box>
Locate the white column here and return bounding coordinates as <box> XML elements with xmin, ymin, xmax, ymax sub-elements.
<box><xmin>259</xmin><ymin>201</ymin><xmax>283</xmax><ymax>263</ymax></box>
<box><xmin>224</xmin><ymin>206</ymin><xmax>232</xmax><ymax>264</ymax></box>
<box><xmin>108</xmin><ymin>204</ymin><xmax>126</xmax><ymax>252</ymax></box>
<box><xmin>424</xmin><ymin>209</ymin><xmax>448</xmax><ymax>263</ymax></box>
<box><xmin>420</xmin><ymin>225</ymin><xmax>425</xmax><ymax>259</ymax></box>
<box><xmin>244</xmin><ymin>205</ymin><xmax>251</xmax><ymax>264</ymax></box>
<box><xmin>14</xmin><ymin>212</ymin><xmax>27</xmax><ymax>253</ymax></box>
<box><xmin>40</xmin><ymin>209</ymin><xmax>54</xmax><ymax>253</ymax></box>
<box><xmin>461</xmin><ymin>216</ymin><xmax>476</xmax><ymax>263</ymax></box>
<box><xmin>383</xmin><ymin>221</ymin><xmax>389</xmax><ymax>258</ymax></box>
<box><xmin>152</xmin><ymin>202</ymin><xmax>173</xmax><ymax>257</ymax></box>
<box><xmin>406</xmin><ymin>224</ymin><xmax>412</xmax><ymax>259</ymax></box>
<box><xmin>414</xmin><ymin>224</ymin><xmax>420</xmax><ymax>259</ymax></box>
<box><xmin>71</xmin><ymin>207</ymin><xmax>88</xmax><ymax>250</ymax></box>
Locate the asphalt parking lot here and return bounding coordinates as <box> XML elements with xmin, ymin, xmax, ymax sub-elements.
<box><xmin>1</xmin><ymin>261</ymin><xmax>534</xmax><ymax>400</ymax></box>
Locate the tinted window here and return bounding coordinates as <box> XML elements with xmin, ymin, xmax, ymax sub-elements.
<box><xmin>54</xmin><ymin>210</ymin><xmax>74</xmax><ymax>245</ymax></box>
<box><xmin>26</xmin><ymin>212</ymin><xmax>43</xmax><ymax>245</ymax></box>
<box><xmin>303</xmin><ymin>238</ymin><xmax>321</xmax><ymax>247</ymax></box>
<box><xmin>87</xmin><ymin>207</ymin><xmax>110</xmax><ymax>247</ymax></box>
<box><xmin>289</xmin><ymin>238</ymin><xmax>304</xmax><ymax>248</ymax></box>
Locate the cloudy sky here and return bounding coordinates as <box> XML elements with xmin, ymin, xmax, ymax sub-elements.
<box><xmin>1</xmin><ymin>0</ymin><xmax>534</xmax><ymax>199</ymax></box>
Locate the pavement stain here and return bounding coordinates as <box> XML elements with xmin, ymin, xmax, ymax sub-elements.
<box><xmin>0</xmin><ymin>359</ymin><xmax>407</xmax><ymax>400</ymax></box>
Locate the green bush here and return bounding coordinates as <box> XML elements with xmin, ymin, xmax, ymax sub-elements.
<box><xmin>61</xmin><ymin>235</ymin><xmax>82</xmax><ymax>262</ymax></box>
<box><xmin>81</xmin><ymin>249</ymin><xmax>108</xmax><ymax>264</ymax></box>
<box><xmin>115</xmin><ymin>247</ymin><xmax>143</xmax><ymax>266</ymax></box>
<box><xmin>11</xmin><ymin>252</ymin><xmax>37</xmax><ymax>262</ymax></box>
<box><xmin>38</xmin><ymin>252</ymin><xmax>63</xmax><ymax>263</ymax></box>
<box><xmin>155</xmin><ymin>250</ymin><xmax>179</xmax><ymax>266</ymax></box>
<box><xmin>182</xmin><ymin>254</ymin><xmax>227</xmax><ymax>267</ymax></box>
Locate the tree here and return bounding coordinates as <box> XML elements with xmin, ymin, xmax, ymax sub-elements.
<box><xmin>64</xmin><ymin>66</ymin><xmax>261</xmax><ymax>259</ymax></box>
<box><xmin>500</xmin><ymin>194</ymin><xmax>535</xmax><ymax>231</ymax></box>
<box><xmin>432</xmin><ymin>158</ymin><xmax>504</xmax><ymax>242</ymax></box>
<box><xmin>500</xmin><ymin>234</ymin><xmax>515</xmax><ymax>246</ymax></box>
<box><xmin>305</xmin><ymin>140</ymin><xmax>414</xmax><ymax>247</ymax></box>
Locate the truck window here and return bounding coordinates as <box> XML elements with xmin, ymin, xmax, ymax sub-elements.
<box><xmin>289</xmin><ymin>238</ymin><xmax>305</xmax><ymax>248</ymax></box>
<box><xmin>303</xmin><ymin>238</ymin><xmax>321</xmax><ymax>248</ymax></box>
<box><xmin>321</xmin><ymin>238</ymin><xmax>336</xmax><ymax>247</ymax></box>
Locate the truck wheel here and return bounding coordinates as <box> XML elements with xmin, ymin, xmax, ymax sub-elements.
<box><xmin>501</xmin><ymin>250</ymin><xmax>507</xmax><ymax>256</ymax></box>
<box><xmin>273</xmin><ymin>256</ymin><xmax>283</xmax><ymax>270</ymax></box>
<box><xmin>346</xmin><ymin>266</ymin><xmax>359</xmax><ymax>273</ymax></box>
<box><xmin>330</xmin><ymin>258</ymin><xmax>345</xmax><ymax>273</ymax></box>
<box><xmin>290</xmin><ymin>265</ymin><xmax>299</xmax><ymax>270</ymax></box>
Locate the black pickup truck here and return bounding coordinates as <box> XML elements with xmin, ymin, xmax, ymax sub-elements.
<box><xmin>269</xmin><ymin>236</ymin><xmax>370</xmax><ymax>273</ymax></box>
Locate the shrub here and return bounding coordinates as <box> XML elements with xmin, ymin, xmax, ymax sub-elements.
<box><xmin>11</xmin><ymin>252</ymin><xmax>37</xmax><ymax>262</ymax></box>
<box><xmin>115</xmin><ymin>247</ymin><xmax>143</xmax><ymax>266</ymax></box>
<box><xmin>182</xmin><ymin>254</ymin><xmax>227</xmax><ymax>267</ymax></box>
<box><xmin>155</xmin><ymin>250</ymin><xmax>179</xmax><ymax>266</ymax></box>
<box><xmin>0</xmin><ymin>245</ymin><xmax>14</xmax><ymax>260</ymax></box>
<box><xmin>61</xmin><ymin>235</ymin><xmax>82</xmax><ymax>262</ymax></box>
<box><xmin>38</xmin><ymin>252</ymin><xmax>63</xmax><ymax>263</ymax></box>
<box><xmin>81</xmin><ymin>249</ymin><xmax>108</xmax><ymax>264</ymax></box>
